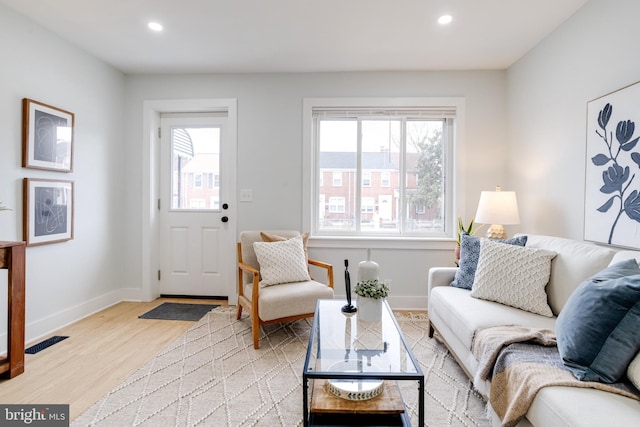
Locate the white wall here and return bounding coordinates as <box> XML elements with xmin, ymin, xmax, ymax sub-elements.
<box><xmin>0</xmin><ymin>4</ymin><xmax>126</xmax><ymax>348</ymax></box>
<box><xmin>123</xmin><ymin>71</ymin><xmax>508</xmax><ymax>309</ymax></box>
<box><xmin>507</xmin><ymin>0</ymin><xmax>640</xmax><ymax>239</ymax></box>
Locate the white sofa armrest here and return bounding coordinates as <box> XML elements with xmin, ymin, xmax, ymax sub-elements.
<box><xmin>427</xmin><ymin>267</ymin><xmax>457</xmax><ymax>338</ymax></box>
<box><xmin>428</xmin><ymin>267</ymin><xmax>457</xmax><ymax>295</ymax></box>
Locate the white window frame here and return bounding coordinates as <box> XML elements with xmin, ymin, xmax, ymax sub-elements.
<box><xmin>303</xmin><ymin>97</ymin><xmax>465</xmax><ymax>245</ymax></box>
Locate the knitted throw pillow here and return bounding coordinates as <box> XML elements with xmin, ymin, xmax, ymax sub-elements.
<box><xmin>253</xmin><ymin>236</ymin><xmax>311</xmax><ymax>286</ymax></box>
<box><xmin>470</xmin><ymin>239</ymin><xmax>556</xmax><ymax>316</ymax></box>
<box><xmin>450</xmin><ymin>233</ymin><xmax>528</xmax><ymax>290</ymax></box>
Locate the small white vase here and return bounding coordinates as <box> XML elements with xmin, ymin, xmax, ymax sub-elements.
<box><xmin>357</xmin><ymin>296</ymin><xmax>382</xmax><ymax>321</ymax></box>
<box><xmin>358</xmin><ymin>249</ymin><xmax>379</xmax><ymax>283</ymax></box>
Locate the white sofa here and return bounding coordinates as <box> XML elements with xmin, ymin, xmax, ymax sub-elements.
<box><xmin>427</xmin><ymin>234</ymin><xmax>640</xmax><ymax>427</ymax></box>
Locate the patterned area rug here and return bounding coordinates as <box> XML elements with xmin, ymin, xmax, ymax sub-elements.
<box><xmin>73</xmin><ymin>307</ymin><xmax>489</xmax><ymax>427</ymax></box>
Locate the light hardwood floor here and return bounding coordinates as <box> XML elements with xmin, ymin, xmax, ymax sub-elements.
<box><xmin>0</xmin><ymin>297</ymin><xmax>227</xmax><ymax>421</ymax></box>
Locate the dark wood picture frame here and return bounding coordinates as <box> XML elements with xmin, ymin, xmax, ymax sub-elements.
<box><xmin>23</xmin><ymin>178</ymin><xmax>74</xmax><ymax>246</ymax></box>
<box><xmin>22</xmin><ymin>98</ymin><xmax>74</xmax><ymax>172</ymax></box>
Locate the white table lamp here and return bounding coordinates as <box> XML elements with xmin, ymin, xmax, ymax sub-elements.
<box><xmin>474</xmin><ymin>186</ymin><xmax>520</xmax><ymax>239</ymax></box>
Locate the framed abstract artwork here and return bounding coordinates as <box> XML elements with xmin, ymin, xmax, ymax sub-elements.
<box><xmin>22</xmin><ymin>98</ymin><xmax>74</xmax><ymax>172</ymax></box>
<box><xmin>23</xmin><ymin>178</ymin><xmax>74</xmax><ymax>246</ymax></box>
<box><xmin>584</xmin><ymin>81</ymin><xmax>640</xmax><ymax>249</ymax></box>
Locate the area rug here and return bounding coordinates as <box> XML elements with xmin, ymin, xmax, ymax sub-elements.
<box><xmin>73</xmin><ymin>307</ymin><xmax>489</xmax><ymax>427</ymax></box>
<box><xmin>138</xmin><ymin>303</ymin><xmax>219</xmax><ymax>321</ymax></box>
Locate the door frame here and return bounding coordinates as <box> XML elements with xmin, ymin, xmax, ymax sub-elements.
<box><xmin>142</xmin><ymin>98</ymin><xmax>237</xmax><ymax>304</ymax></box>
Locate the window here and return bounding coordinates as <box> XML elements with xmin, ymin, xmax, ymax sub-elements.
<box><xmin>332</xmin><ymin>171</ymin><xmax>342</xmax><ymax>187</ymax></box>
<box><xmin>328</xmin><ymin>197</ymin><xmax>345</xmax><ymax>213</ymax></box>
<box><xmin>381</xmin><ymin>171</ymin><xmax>390</xmax><ymax>187</ymax></box>
<box><xmin>194</xmin><ymin>173</ymin><xmax>203</xmax><ymax>189</ymax></box>
<box><xmin>305</xmin><ymin>98</ymin><xmax>461</xmax><ymax>238</ymax></box>
<box><xmin>361</xmin><ymin>197</ymin><xmax>375</xmax><ymax>213</ymax></box>
<box><xmin>189</xmin><ymin>198</ymin><xmax>206</xmax><ymax>209</ymax></box>
<box><xmin>362</xmin><ymin>171</ymin><xmax>371</xmax><ymax>187</ymax></box>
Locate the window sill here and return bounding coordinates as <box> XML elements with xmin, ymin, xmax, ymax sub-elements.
<box><xmin>308</xmin><ymin>235</ymin><xmax>456</xmax><ymax>250</ymax></box>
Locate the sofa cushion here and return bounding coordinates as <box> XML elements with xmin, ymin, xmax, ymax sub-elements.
<box><xmin>522</xmin><ymin>235</ymin><xmax>616</xmax><ymax>315</ymax></box>
<box><xmin>253</xmin><ymin>236</ymin><xmax>311</xmax><ymax>286</ymax></box>
<box><xmin>450</xmin><ymin>233</ymin><xmax>528</xmax><ymax>290</ymax></box>
<box><xmin>470</xmin><ymin>239</ymin><xmax>557</xmax><ymax>316</ymax></box>
<box><xmin>610</xmin><ymin>250</ymin><xmax>640</xmax><ymax>267</ymax></box>
<box><xmin>429</xmin><ymin>286</ymin><xmax>557</xmax><ymax>352</ymax></box>
<box><xmin>556</xmin><ymin>259</ymin><xmax>640</xmax><ymax>383</ymax></box>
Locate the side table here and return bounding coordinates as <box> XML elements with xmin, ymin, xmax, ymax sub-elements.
<box><xmin>0</xmin><ymin>241</ymin><xmax>26</xmax><ymax>378</ymax></box>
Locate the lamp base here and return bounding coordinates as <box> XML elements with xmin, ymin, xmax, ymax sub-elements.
<box><xmin>486</xmin><ymin>224</ymin><xmax>507</xmax><ymax>239</ymax></box>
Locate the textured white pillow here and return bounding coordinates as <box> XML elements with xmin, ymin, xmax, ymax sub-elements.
<box><xmin>253</xmin><ymin>236</ymin><xmax>311</xmax><ymax>286</ymax></box>
<box><xmin>470</xmin><ymin>239</ymin><xmax>557</xmax><ymax>317</ymax></box>
<box><xmin>628</xmin><ymin>352</ymin><xmax>640</xmax><ymax>391</ymax></box>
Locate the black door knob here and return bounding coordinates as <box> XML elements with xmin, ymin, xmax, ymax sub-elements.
<box><xmin>221</xmin><ymin>216</ymin><xmax>229</xmax><ymax>223</ymax></box>
<box><xmin>222</xmin><ymin>203</ymin><xmax>229</xmax><ymax>210</ymax></box>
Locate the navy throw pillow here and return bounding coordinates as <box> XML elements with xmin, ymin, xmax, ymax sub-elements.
<box><xmin>450</xmin><ymin>233</ymin><xmax>528</xmax><ymax>290</ymax></box>
<box><xmin>556</xmin><ymin>259</ymin><xmax>640</xmax><ymax>383</ymax></box>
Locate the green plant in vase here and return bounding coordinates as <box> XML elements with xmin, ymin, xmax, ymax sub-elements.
<box><xmin>355</xmin><ymin>279</ymin><xmax>389</xmax><ymax>321</ymax></box>
<box><xmin>354</xmin><ymin>279</ymin><xmax>389</xmax><ymax>300</ymax></box>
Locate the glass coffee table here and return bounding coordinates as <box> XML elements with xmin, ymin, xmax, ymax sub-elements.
<box><xmin>302</xmin><ymin>299</ymin><xmax>424</xmax><ymax>426</ymax></box>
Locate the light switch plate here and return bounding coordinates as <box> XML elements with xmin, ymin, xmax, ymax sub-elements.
<box><xmin>240</xmin><ymin>189</ymin><xmax>253</xmax><ymax>202</ymax></box>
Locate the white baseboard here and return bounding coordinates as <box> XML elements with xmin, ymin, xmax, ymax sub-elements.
<box><xmin>332</xmin><ymin>293</ymin><xmax>427</xmax><ymax>311</ymax></box>
<box><xmin>0</xmin><ymin>288</ymin><xmax>144</xmax><ymax>354</ymax></box>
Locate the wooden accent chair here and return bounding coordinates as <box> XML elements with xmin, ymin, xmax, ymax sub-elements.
<box><xmin>236</xmin><ymin>230</ymin><xmax>334</xmax><ymax>349</ymax></box>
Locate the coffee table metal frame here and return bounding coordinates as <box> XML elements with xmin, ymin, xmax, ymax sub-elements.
<box><xmin>302</xmin><ymin>299</ymin><xmax>425</xmax><ymax>426</ymax></box>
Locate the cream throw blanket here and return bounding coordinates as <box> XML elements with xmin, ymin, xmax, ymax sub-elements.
<box><xmin>472</xmin><ymin>326</ymin><xmax>639</xmax><ymax>427</ymax></box>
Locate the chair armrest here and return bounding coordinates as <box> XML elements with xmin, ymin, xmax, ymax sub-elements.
<box><xmin>238</xmin><ymin>261</ymin><xmax>260</xmax><ymax>298</ymax></box>
<box><xmin>428</xmin><ymin>267</ymin><xmax>457</xmax><ymax>296</ymax></box>
<box><xmin>308</xmin><ymin>259</ymin><xmax>334</xmax><ymax>288</ymax></box>
<box><xmin>238</xmin><ymin>261</ymin><xmax>259</xmax><ymax>277</ymax></box>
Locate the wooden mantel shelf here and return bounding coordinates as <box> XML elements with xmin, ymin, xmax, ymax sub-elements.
<box><xmin>0</xmin><ymin>241</ymin><xmax>26</xmax><ymax>378</ymax></box>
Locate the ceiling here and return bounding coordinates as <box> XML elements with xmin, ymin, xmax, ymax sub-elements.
<box><xmin>0</xmin><ymin>0</ymin><xmax>589</xmax><ymax>75</ymax></box>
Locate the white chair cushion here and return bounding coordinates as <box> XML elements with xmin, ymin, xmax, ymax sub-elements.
<box><xmin>245</xmin><ymin>281</ymin><xmax>334</xmax><ymax>321</ymax></box>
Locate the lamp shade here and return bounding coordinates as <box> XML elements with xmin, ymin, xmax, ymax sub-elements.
<box><xmin>474</xmin><ymin>190</ymin><xmax>520</xmax><ymax>225</ymax></box>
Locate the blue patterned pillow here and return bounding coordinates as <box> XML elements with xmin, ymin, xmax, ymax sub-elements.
<box><xmin>556</xmin><ymin>259</ymin><xmax>640</xmax><ymax>383</ymax></box>
<box><xmin>450</xmin><ymin>233</ymin><xmax>528</xmax><ymax>290</ymax></box>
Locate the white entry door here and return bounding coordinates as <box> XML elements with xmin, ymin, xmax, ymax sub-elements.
<box><xmin>159</xmin><ymin>113</ymin><xmax>235</xmax><ymax>297</ymax></box>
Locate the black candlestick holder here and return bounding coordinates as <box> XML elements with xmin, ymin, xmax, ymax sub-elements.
<box><xmin>342</xmin><ymin>259</ymin><xmax>357</xmax><ymax>314</ymax></box>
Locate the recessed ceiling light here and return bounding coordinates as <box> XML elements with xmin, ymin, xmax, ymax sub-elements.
<box><xmin>148</xmin><ymin>22</ymin><xmax>163</xmax><ymax>32</ymax></box>
<box><xmin>438</xmin><ymin>15</ymin><xmax>453</xmax><ymax>25</ymax></box>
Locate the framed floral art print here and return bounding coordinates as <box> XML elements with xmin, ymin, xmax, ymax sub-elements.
<box><xmin>584</xmin><ymin>81</ymin><xmax>640</xmax><ymax>249</ymax></box>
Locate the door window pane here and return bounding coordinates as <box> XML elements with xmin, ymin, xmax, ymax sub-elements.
<box><xmin>171</xmin><ymin>127</ymin><xmax>221</xmax><ymax>210</ymax></box>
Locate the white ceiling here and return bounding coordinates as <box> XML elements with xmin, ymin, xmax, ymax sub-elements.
<box><xmin>0</xmin><ymin>0</ymin><xmax>589</xmax><ymax>74</ymax></box>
